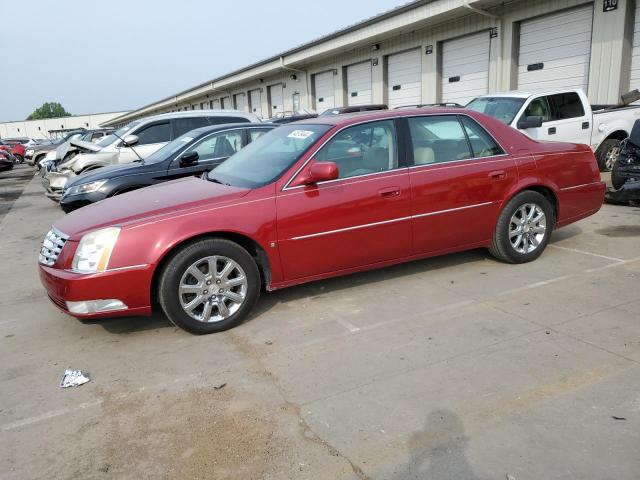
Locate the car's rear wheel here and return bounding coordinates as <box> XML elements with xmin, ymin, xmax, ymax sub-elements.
<box><xmin>15</xmin><ymin>155</ymin><xmax>24</xmax><ymax>164</ymax></box>
<box><xmin>158</xmin><ymin>238</ymin><xmax>260</xmax><ymax>334</ymax></box>
<box><xmin>489</xmin><ymin>191</ymin><xmax>555</xmax><ymax>264</ymax></box>
<box><xmin>596</xmin><ymin>139</ymin><xmax>621</xmax><ymax>172</ymax></box>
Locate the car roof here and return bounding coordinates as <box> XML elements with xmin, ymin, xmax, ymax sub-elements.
<box><xmin>472</xmin><ymin>89</ymin><xmax>583</xmax><ymax>99</ymax></box>
<box><xmin>130</xmin><ymin>109</ymin><xmax>260</xmax><ymax>125</ymax></box>
<box><xmin>186</xmin><ymin>122</ymin><xmax>275</xmax><ymax>137</ymax></box>
<box><xmin>290</xmin><ymin>107</ymin><xmax>469</xmax><ymax>127</ymax></box>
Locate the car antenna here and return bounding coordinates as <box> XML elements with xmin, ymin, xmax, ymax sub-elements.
<box><xmin>110</xmin><ymin>131</ymin><xmax>145</xmax><ymax>162</ymax></box>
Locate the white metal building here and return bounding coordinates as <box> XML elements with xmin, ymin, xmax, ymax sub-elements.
<box><xmin>0</xmin><ymin>111</ymin><xmax>129</xmax><ymax>139</ymax></box>
<box><xmin>104</xmin><ymin>0</ymin><xmax>637</xmax><ymax>126</ymax></box>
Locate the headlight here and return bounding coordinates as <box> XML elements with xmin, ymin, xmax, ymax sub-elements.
<box><xmin>71</xmin><ymin>227</ymin><xmax>120</xmax><ymax>273</ymax></box>
<box><xmin>44</xmin><ymin>150</ymin><xmax>57</xmax><ymax>160</ymax></box>
<box><xmin>65</xmin><ymin>179</ymin><xmax>107</xmax><ymax>196</ymax></box>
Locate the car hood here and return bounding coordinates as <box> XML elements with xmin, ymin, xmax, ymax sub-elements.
<box><xmin>69</xmin><ymin>139</ymin><xmax>103</xmax><ymax>152</ymax></box>
<box><xmin>54</xmin><ymin>176</ymin><xmax>251</xmax><ymax>239</ymax></box>
<box><xmin>65</xmin><ymin>162</ymin><xmax>144</xmax><ymax>188</ymax></box>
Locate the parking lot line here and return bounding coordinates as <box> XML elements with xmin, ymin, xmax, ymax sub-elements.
<box><xmin>548</xmin><ymin>244</ymin><xmax>626</xmax><ymax>262</ymax></box>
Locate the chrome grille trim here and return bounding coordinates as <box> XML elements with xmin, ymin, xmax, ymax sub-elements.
<box><xmin>39</xmin><ymin>228</ymin><xmax>69</xmax><ymax>267</ymax></box>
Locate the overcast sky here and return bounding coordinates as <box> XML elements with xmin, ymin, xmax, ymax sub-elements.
<box><xmin>0</xmin><ymin>0</ymin><xmax>407</xmax><ymax>121</ymax></box>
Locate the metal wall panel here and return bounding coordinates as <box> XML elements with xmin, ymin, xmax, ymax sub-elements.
<box><xmin>313</xmin><ymin>70</ymin><xmax>336</xmax><ymax>110</ymax></box>
<box><xmin>517</xmin><ymin>5</ymin><xmax>593</xmax><ymax>92</ymax></box>
<box><xmin>387</xmin><ymin>48</ymin><xmax>422</xmax><ymax>108</ymax></box>
<box><xmin>346</xmin><ymin>61</ymin><xmax>373</xmax><ymax>105</ymax></box>
<box><xmin>442</xmin><ymin>31</ymin><xmax>491</xmax><ymax>104</ymax></box>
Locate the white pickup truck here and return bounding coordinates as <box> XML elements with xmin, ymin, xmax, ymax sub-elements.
<box><xmin>467</xmin><ymin>89</ymin><xmax>640</xmax><ymax>171</ymax></box>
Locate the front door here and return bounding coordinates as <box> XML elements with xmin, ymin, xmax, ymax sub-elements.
<box><xmin>276</xmin><ymin>119</ymin><xmax>412</xmax><ymax>280</ymax></box>
<box><xmin>407</xmin><ymin>114</ymin><xmax>519</xmax><ymax>254</ymax></box>
<box><xmin>166</xmin><ymin>129</ymin><xmax>245</xmax><ymax>179</ymax></box>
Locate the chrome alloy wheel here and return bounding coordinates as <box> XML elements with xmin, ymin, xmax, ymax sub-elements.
<box><xmin>509</xmin><ymin>203</ymin><xmax>546</xmax><ymax>254</ymax></box>
<box><xmin>605</xmin><ymin>145</ymin><xmax>620</xmax><ymax>170</ymax></box>
<box><xmin>178</xmin><ymin>256</ymin><xmax>247</xmax><ymax>323</ymax></box>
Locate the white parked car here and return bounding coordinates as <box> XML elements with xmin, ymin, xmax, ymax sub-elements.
<box><xmin>43</xmin><ymin>110</ymin><xmax>260</xmax><ymax>200</ymax></box>
<box><xmin>467</xmin><ymin>89</ymin><xmax>640</xmax><ymax>171</ymax></box>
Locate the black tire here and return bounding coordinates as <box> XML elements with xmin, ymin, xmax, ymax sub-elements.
<box><xmin>596</xmin><ymin>139</ymin><xmax>621</xmax><ymax>172</ymax></box>
<box><xmin>15</xmin><ymin>155</ymin><xmax>24</xmax><ymax>164</ymax></box>
<box><xmin>489</xmin><ymin>191</ymin><xmax>555</xmax><ymax>264</ymax></box>
<box><xmin>158</xmin><ymin>238</ymin><xmax>260</xmax><ymax>334</ymax></box>
<box><xmin>610</xmin><ymin>160</ymin><xmax>628</xmax><ymax>190</ymax></box>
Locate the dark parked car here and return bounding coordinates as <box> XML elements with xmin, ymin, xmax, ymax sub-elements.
<box><xmin>0</xmin><ymin>150</ymin><xmax>14</xmax><ymax>171</ymax></box>
<box><xmin>59</xmin><ymin>123</ymin><xmax>276</xmax><ymax>212</ymax></box>
<box><xmin>319</xmin><ymin>104</ymin><xmax>388</xmax><ymax>116</ymax></box>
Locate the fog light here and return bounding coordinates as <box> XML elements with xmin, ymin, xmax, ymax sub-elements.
<box><xmin>66</xmin><ymin>299</ymin><xmax>128</xmax><ymax>314</ymax></box>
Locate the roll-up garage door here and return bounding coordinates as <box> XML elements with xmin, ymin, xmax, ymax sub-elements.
<box><xmin>211</xmin><ymin>99</ymin><xmax>220</xmax><ymax>110</ymax></box>
<box><xmin>234</xmin><ymin>93</ymin><xmax>246</xmax><ymax>111</ymax></box>
<box><xmin>269</xmin><ymin>83</ymin><xmax>283</xmax><ymax>116</ymax></box>
<box><xmin>630</xmin><ymin>3</ymin><xmax>640</xmax><ymax>91</ymax></box>
<box><xmin>313</xmin><ymin>71</ymin><xmax>335</xmax><ymax>110</ymax></box>
<box><xmin>442</xmin><ymin>31</ymin><xmax>490</xmax><ymax>105</ymax></box>
<box><xmin>346</xmin><ymin>61</ymin><xmax>372</xmax><ymax>106</ymax></box>
<box><xmin>387</xmin><ymin>49</ymin><xmax>422</xmax><ymax>108</ymax></box>
<box><xmin>221</xmin><ymin>97</ymin><xmax>231</xmax><ymax>110</ymax></box>
<box><xmin>249</xmin><ymin>89</ymin><xmax>262</xmax><ymax>117</ymax></box>
<box><xmin>517</xmin><ymin>5</ymin><xmax>593</xmax><ymax>92</ymax></box>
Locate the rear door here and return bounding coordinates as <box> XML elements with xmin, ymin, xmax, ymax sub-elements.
<box><xmin>407</xmin><ymin>114</ymin><xmax>518</xmax><ymax>253</ymax></box>
<box><xmin>276</xmin><ymin>119</ymin><xmax>412</xmax><ymax>280</ymax></box>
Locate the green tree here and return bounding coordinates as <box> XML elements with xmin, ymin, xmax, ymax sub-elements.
<box><xmin>26</xmin><ymin>102</ymin><xmax>72</xmax><ymax>120</ymax></box>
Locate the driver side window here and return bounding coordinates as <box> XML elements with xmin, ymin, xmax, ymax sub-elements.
<box><xmin>314</xmin><ymin>120</ymin><xmax>397</xmax><ymax>179</ymax></box>
<box><xmin>188</xmin><ymin>130</ymin><xmax>243</xmax><ymax>161</ymax></box>
<box><xmin>523</xmin><ymin>97</ymin><xmax>552</xmax><ymax>123</ymax></box>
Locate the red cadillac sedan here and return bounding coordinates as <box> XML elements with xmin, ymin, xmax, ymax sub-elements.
<box><xmin>39</xmin><ymin>109</ymin><xmax>605</xmax><ymax>334</ymax></box>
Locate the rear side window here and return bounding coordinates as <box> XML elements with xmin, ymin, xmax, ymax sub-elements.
<box><xmin>407</xmin><ymin>116</ymin><xmax>471</xmax><ymax>165</ymax></box>
<box><xmin>173</xmin><ymin>117</ymin><xmax>209</xmax><ymax>137</ymax></box>
<box><xmin>134</xmin><ymin>122</ymin><xmax>171</xmax><ymax>145</ymax></box>
<box><xmin>550</xmin><ymin>93</ymin><xmax>585</xmax><ymax>119</ymax></box>
<box><xmin>207</xmin><ymin>116</ymin><xmax>250</xmax><ymax>125</ymax></box>
<box><xmin>459</xmin><ymin>116</ymin><xmax>504</xmax><ymax>158</ymax></box>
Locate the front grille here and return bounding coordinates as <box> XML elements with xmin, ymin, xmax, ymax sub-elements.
<box><xmin>39</xmin><ymin>228</ymin><xmax>69</xmax><ymax>267</ymax></box>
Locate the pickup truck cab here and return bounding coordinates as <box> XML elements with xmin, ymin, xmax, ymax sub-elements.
<box><xmin>467</xmin><ymin>89</ymin><xmax>640</xmax><ymax>171</ymax></box>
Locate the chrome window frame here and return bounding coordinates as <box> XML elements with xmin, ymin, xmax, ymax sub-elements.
<box><xmin>282</xmin><ymin>112</ymin><xmax>509</xmax><ymax>191</ymax></box>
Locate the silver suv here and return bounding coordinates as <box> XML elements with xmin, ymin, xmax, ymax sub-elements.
<box><xmin>43</xmin><ymin>110</ymin><xmax>261</xmax><ymax>200</ymax></box>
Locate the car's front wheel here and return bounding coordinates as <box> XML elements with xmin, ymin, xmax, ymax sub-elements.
<box><xmin>489</xmin><ymin>191</ymin><xmax>555</xmax><ymax>263</ymax></box>
<box><xmin>596</xmin><ymin>139</ymin><xmax>621</xmax><ymax>172</ymax></box>
<box><xmin>158</xmin><ymin>238</ymin><xmax>260</xmax><ymax>334</ymax></box>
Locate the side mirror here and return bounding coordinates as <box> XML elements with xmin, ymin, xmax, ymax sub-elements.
<box><xmin>628</xmin><ymin>119</ymin><xmax>640</xmax><ymax>147</ymax></box>
<box><xmin>303</xmin><ymin>161</ymin><xmax>339</xmax><ymax>185</ymax></box>
<box><xmin>179</xmin><ymin>151</ymin><xmax>199</xmax><ymax>167</ymax></box>
<box><xmin>517</xmin><ymin>116</ymin><xmax>543</xmax><ymax>129</ymax></box>
<box><xmin>122</xmin><ymin>134</ymin><xmax>139</xmax><ymax>146</ymax></box>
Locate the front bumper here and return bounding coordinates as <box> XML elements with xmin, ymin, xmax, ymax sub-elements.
<box><xmin>605</xmin><ymin>181</ymin><xmax>640</xmax><ymax>204</ymax></box>
<box><xmin>39</xmin><ymin>263</ymin><xmax>154</xmax><ymax>319</ymax></box>
<box><xmin>43</xmin><ymin>170</ymin><xmax>75</xmax><ymax>202</ymax></box>
<box><xmin>60</xmin><ymin>191</ymin><xmax>108</xmax><ymax>213</ymax></box>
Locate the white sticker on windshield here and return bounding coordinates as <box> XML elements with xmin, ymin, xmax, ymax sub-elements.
<box><xmin>287</xmin><ymin>130</ymin><xmax>314</xmax><ymax>139</ymax></box>
<box><xmin>181</xmin><ymin>137</ymin><xmax>193</xmax><ymax>142</ymax></box>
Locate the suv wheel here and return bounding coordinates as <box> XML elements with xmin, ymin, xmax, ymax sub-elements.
<box><xmin>158</xmin><ymin>238</ymin><xmax>260</xmax><ymax>334</ymax></box>
<box><xmin>596</xmin><ymin>139</ymin><xmax>621</xmax><ymax>172</ymax></box>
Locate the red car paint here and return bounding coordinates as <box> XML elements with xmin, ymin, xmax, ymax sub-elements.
<box><xmin>0</xmin><ymin>140</ymin><xmax>26</xmax><ymax>159</ymax></box>
<box><xmin>39</xmin><ymin>108</ymin><xmax>605</xmax><ymax>319</ymax></box>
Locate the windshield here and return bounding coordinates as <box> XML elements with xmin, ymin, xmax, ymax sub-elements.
<box><xmin>466</xmin><ymin>97</ymin><xmax>526</xmax><ymax>125</ymax></box>
<box><xmin>96</xmin><ymin>121</ymin><xmax>141</xmax><ymax>147</ymax></box>
<box><xmin>207</xmin><ymin>124</ymin><xmax>331</xmax><ymax>188</ymax></box>
<box><xmin>144</xmin><ymin>131</ymin><xmax>196</xmax><ymax>165</ymax></box>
